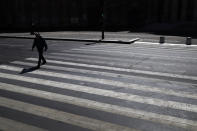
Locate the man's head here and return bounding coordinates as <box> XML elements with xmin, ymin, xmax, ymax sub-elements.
<box><xmin>33</xmin><ymin>32</ymin><xmax>41</xmax><ymax>38</ymax></box>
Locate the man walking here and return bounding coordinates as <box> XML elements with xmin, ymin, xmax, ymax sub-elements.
<box><xmin>32</xmin><ymin>32</ymin><xmax>48</xmax><ymax>68</ymax></box>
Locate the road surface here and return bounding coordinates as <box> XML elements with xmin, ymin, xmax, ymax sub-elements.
<box><xmin>0</xmin><ymin>38</ymin><xmax>197</xmax><ymax>131</ymax></box>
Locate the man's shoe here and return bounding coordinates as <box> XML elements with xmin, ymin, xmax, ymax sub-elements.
<box><xmin>42</xmin><ymin>61</ymin><xmax>46</xmax><ymax>65</ymax></box>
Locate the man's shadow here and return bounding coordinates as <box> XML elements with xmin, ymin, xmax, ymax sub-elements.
<box><xmin>19</xmin><ymin>66</ymin><xmax>39</xmax><ymax>74</ymax></box>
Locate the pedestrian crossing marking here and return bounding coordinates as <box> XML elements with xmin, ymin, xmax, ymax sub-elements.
<box><xmin>71</xmin><ymin>48</ymin><xmax>197</xmax><ymax>60</ymax></box>
<box><xmin>61</xmin><ymin>50</ymin><xmax>197</xmax><ymax>68</ymax></box>
<box><xmin>47</xmin><ymin>55</ymin><xmax>129</xmax><ymax>67</ymax></box>
<box><xmin>0</xmin><ymin>116</ymin><xmax>47</xmax><ymax>131</ymax></box>
<box><xmin>0</xmin><ymin>65</ymin><xmax>197</xmax><ymax>117</ymax></box>
<box><xmin>50</xmin><ymin>52</ymin><xmax>196</xmax><ymax>70</ymax></box>
<box><xmin>0</xmin><ymin>82</ymin><xmax>197</xmax><ymax>130</ymax></box>
<box><xmin>81</xmin><ymin>42</ymin><xmax>197</xmax><ymax>50</ymax></box>
<box><xmin>1</xmin><ymin>64</ymin><xmax>197</xmax><ymax>100</ymax></box>
<box><xmin>12</xmin><ymin>60</ymin><xmax>197</xmax><ymax>92</ymax></box>
<box><xmin>59</xmin><ymin>50</ymin><xmax>197</xmax><ymax>59</ymax></box>
<box><xmin>135</xmin><ymin>42</ymin><xmax>197</xmax><ymax>47</ymax></box>
<box><xmin>27</xmin><ymin>57</ymin><xmax>197</xmax><ymax>81</ymax></box>
<box><xmin>79</xmin><ymin>45</ymin><xmax>197</xmax><ymax>54</ymax></box>
<box><xmin>1</xmin><ymin>43</ymin><xmax>197</xmax><ymax>131</ymax></box>
<box><xmin>0</xmin><ymin>96</ymin><xmax>138</xmax><ymax>131</ymax></box>
<box><xmin>45</xmin><ymin>54</ymin><xmax>194</xmax><ymax>76</ymax></box>
<box><xmin>0</xmin><ymin>68</ymin><xmax>197</xmax><ymax>115</ymax></box>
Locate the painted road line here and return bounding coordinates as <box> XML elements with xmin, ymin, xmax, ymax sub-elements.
<box><xmin>27</xmin><ymin>58</ymin><xmax>197</xmax><ymax>81</ymax></box>
<box><xmin>12</xmin><ymin>60</ymin><xmax>197</xmax><ymax>90</ymax></box>
<box><xmin>12</xmin><ymin>60</ymin><xmax>132</xmax><ymax>78</ymax></box>
<box><xmin>0</xmin><ymin>96</ymin><xmax>137</xmax><ymax>131</ymax></box>
<box><xmin>52</xmin><ymin>52</ymin><xmax>191</xmax><ymax>68</ymax></box>
<box><xmin>79</xmin><ymin>44</ymin><xmax>197</xmax><ymax>53</ymax></box>
<box><xmin>50</xmin><ymin>52</ymin><xmax>196</xmax><ymax>68</ymax></box>
<box><xmin>61</xmin><ymin>50</ymin><xmax>197</xmax><ymax>66</ymax></box>
<box><xmin>71</xmin><ymin>48</ymin><xmax>197</xmax><ymax>60</ymax></box>
<box><xmin>51</xmin><ymin>52</ymin><xmax>135</xmax><ymax>62</ymax></box>
<box><xmin>72</xmin><ymin>48</ymin><xmax>196</xmax><ymax>59</ymax></box>
<box><xmin>64</xmin><ymin>49</ymin><xmax>197</xmax><ymax>64</ymax></box>
<box><xmin>46</xmin><ymin>55</ymin><xmax>130</xmax><ymax>68</ymax></box>
<box><xmin>12</xmin><ymin>60</ymin><xmax>194</xmax><ymax>85</ymax></box>
<box><xmin>3</xmin><ymin>64</ymin><xmax>197</xmax><ymax>100</ymax></box>
<box><xmin>0</xmin><ymin>82</ymin><xmax>197</xmax><ymax>130</ymax></box>
<box><xmin>46</xmin><ymin>55</ymin><xmax>193</xmax><ymax>75</ymax></box>
<box><xmin>0</xmin><ymin>116</ymin><xmax>47</xmax><ymax>131</ymax></box>
<box><xmin>0</xmin><ymin>70</ymin><xmax>197</xmax><ymax>114</ymax></box>
<box><xmin>123</xmin><ymin>45</ymin><xmax>197</xmax><ymax>52</ymax></box>
<box><xmin>64</xmin><ymin>48</ymin><xmax>197</xmax><ymax>57</ymax></box>
<box><xmin>134</xmin><ymin>41</ymin><xmax>197</xmax><ymax>47</ymax></box>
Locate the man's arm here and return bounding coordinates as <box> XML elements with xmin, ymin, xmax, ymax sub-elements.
<box><xmin>43</xmin><ymin>39</ymin><xmax>48</xmax><ymax>51</ymax></box>
<box><xmin>32</xmin><ymin>39</ymin><xmax>36</xmax><ymax>51</ymax></box>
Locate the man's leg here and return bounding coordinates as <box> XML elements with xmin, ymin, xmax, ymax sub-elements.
<box><xmin>41</xmin><ymin>50</ymin><xmax>46</xmax><ymax>65</ymax></box>
<box><xmin>37</xmin><ymin>51</ymin><xmax>42</xmax><ymax>68</ymax></box>
<box><xmin>41</xmin><ymin>55</ymin><xmax>46</xmax><ymax>65</ymax></box>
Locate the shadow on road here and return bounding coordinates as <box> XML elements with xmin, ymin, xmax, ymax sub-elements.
<box><xmin>19</xmin><ymin>66</ymin><xmax>39</xmax><ymax>74</ymax></box>
<box><xmin>85</xmin><ymin>42</ymin><xmax>98</xmax><ymax>45</ymax></box>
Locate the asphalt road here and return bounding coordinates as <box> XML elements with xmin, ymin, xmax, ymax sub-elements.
<box><xmin>0</xmin><ymin>38</ymin><xmax>197</xmax><ymax>131</ymax></box>
<box><xmin>1</xmin><ymin>31</ymin><xmax>197</xmax><ymax>44</ymax></box>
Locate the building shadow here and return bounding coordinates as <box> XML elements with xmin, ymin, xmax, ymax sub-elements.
<box><xmin>19</xmin><ymin>66</ymin><xmax>39</xmax><ymax>74</ymax></box>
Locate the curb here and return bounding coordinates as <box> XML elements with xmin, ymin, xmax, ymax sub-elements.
<box><xmin>0</xmin><ymin>36</ymin><xmax>140</xmax><ymax>44</ymax></box>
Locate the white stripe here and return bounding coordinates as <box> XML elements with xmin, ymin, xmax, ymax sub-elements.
<box><xmin>125</xmin><ymin>45</ymin><xmax>197</xmax><ymax>52</ymax></box>
<box><xmin>99</xmin><ymin>47</ymin><xmax>196</xmax><ymax>56</ymax></box>
<box><xmin>83</xmin><ymin>44</ymin><xmax>114</xmax><ymax>48</ymax></box>
<box><xmin>71</xmin><ymin>48</ymin><xmax>197</xmax><ymax>60</ymax></box>
<box><xmin>51</xmin><ymin>52</ymin><xmax>196</xmax><ymax>69</ymax></box>
<box><xmin>135</xmin><ymin>41</ymin><xmax>197</xmax><ymax>47</ymax></box>
<box><xmin>47</xmin><ymin>55</ymin><xmax>129</xmax><ymax>67</ymax></box>
<box><xmin>132</xmin><ymin>42</ymin><xmax>197</xmax><ymax>49</ymax></box>
<box><xmin>12</xmin><ymin>61</ymin><xmax>197</xmax><ymax>89</ymax></box>
<box><xmin>27</xmin><ymin>57</ymin><xmax>197</xmax><ymax>81</ymax></box>
<box><xmin>11</xmin><ymin>60</ymin><xmax>190</xmax><ymax>82</ymax></box>
<box><xmin>79</xmin><ymin>45</ymin><xmax>193</xmax><ymax>53</ymax></box>
<box><xmin>52</xmin><ymin>52</ymin><xmax>184</xmax><ymax>67</ymax></box>
<box><xmin>0</xmin><ymin>96</ymin><xmax>137</xmax><ymax>131</ymax></box>
<box><xmin>3</xmin><ymin>64</ymin><xmax>197</xmax><ymax>100</ymax></box>
<box><xmin>0</xmin><ymin>82</ymin><xmax>197</xmax><ymax>130</ymax></box>
<box><xmin>0</xmin><ymin>70</ymin><xmax>197</xmax><ymax>114</ymax></box>
<box><xmin>67</xmin><ymin>45</ymin><xmax>197</xmax><ymax>54</ymax></box>
<box><xmin>0</xmin><ymin>117</ymin><xmax>46</xmax><ymax>131</ymax></box>
<box><xmin>63</xmin><ymin>49</ymin><xmax>197</xmax><ymax>64</ymax></box>
<box><xmin>84</xmin><ymin>47</ymin><xmax>197</xmax><ymax>57</ymax></box>
<box><xmin>80</xmin><ymin>44</ymin><xmax>197</xmax><ymax>53</ymax></box>
<box><xmin>51</xmin><ymin>52</ymin><xmax>133</xmax><ymax>62</ymax></box>
<box><xmin>13</xmin><ymin>60</ymin><xmax>130</xmax><ymax>78</ymax></box>
<box><xmin>49</xmin><ymin>53</ymin><xmax>196</xmax><ymax>73</ymax></box>
<box><xmin>52</xmin><ymin>53</ymin><xmax>187</xmax><ymax>70</ymax></box>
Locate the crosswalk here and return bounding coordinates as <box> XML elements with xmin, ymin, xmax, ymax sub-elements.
<box><xmin>0</xmin><ymin>43</ymin><xmax>197</xmax><ymax>131</ymax></box>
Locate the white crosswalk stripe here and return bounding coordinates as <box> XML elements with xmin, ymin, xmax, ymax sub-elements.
<box><xmin>0</xmin><ymin>82</ymin><xmax>197</xmax><ymax>130</ymax></box>
<box><xmin>27</xmin><ymin>57</ymin><xmax>197</xmax><ymax>81</ymax></box>
<box><xmin>9</xmin><ymin>61</ymin><xmax>197</xmax><ymax>96</ymax></box>
<box><xmin>83</xmin><ymin>43</ymin><xmax>197</xmax><ymax>51</ymax></box>
<box><xmin>1</xmin><ymin>70</ymin><xmax>197</xmax><ymax>114</ymax></box>
<box><xmin>0</xmin><ymin>96</ymin><xmax>137</xmax><ymax>131</ymax></box>
<box><xmin>50</xmin><ymin>52</ymin><xmax>196</xmax><ymax>70</ymax></box>
<box><xmin>71</xmin><ymin>48</ymin><xmax>197</xmax><ymax>60</ymax></box>
<box><xmin>0</xmin><ymin>117</ymin><xmax>47</xmax><ymax>131</ymax></box>
<box><xmin>1</xmin><ymin>65</ymin><xmax>197</xmax><ymax>100</ymax></box>
<box><xmin>0</xmin><ymin>43</ymin><xmax>197</xmax><ymax>131</ymax></box>
<box><xmin>79</xmin><ymin>45</ymin><xmax>197</xmax><ymax>54</ymax></box>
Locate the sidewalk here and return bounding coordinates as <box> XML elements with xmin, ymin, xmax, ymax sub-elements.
<box><xmin>0</xmin><ymin>31</ymin><xmax>196</xmax><ymax>45</ymax></box>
